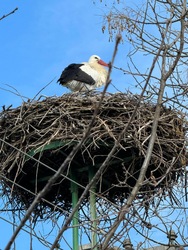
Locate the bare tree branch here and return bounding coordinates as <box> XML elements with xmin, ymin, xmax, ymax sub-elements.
<box><xmin>0</xmin><ymin>7</ymin><xmax>18</xmax><ymax>21</ymax></box>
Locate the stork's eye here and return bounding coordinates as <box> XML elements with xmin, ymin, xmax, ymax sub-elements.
<box><xmin>94</xmin><ymin>56</ymin><xmax>99</xmax><ymax>60</ymax></box>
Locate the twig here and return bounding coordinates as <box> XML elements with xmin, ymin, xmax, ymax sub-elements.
<box><xmin>0</xmin><ymin>85</ymin><xmax>29</xmax><ymax>101</ymax></box>
<box><xmin>0</xmin><ymin>7</ymin><xmax>18</xmax><ymax>21</ymax></box>
<box><xmin>31</xmin><ymin>77</ymin><xmax>56</xmax><ymax>102</ymax></box>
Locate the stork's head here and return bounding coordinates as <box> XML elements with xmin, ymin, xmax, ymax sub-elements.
<box><xmin>88</xmin><ymin>55</ymin><xmax>109</xmax><ymax>67</ymax></box>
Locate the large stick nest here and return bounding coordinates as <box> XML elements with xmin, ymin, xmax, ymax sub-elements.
<box><xmin>0</xmin><ymin>92</ymin><xmax>187</xmax><ymax>217</ymax></box>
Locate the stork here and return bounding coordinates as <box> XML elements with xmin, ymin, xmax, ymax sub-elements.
<box><xmin>57</xmin><ymin>55</ymin><xmax>109</xmax><ymax>92</ymax></box>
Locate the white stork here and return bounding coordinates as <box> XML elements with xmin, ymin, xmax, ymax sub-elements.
<box><xmin>57</xmin><ymin>55</ymin><xmax>109</xmax><ymax>92</ymax></box>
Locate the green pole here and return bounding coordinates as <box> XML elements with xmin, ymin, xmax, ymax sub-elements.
<box><xmin>70</xmin><ymin>171</ymin><xmax>79</xmax><ymax>250</ymax></box>
<box><xmin>89</xmin><ymin>165</ymin><xmax>97</xmax><ymax>250</ymax></box>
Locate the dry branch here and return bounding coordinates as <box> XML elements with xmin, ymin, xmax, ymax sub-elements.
<box><xmin>0</xmin><ymin>7</ymin><xmax>18</xmax><ymax>21</ymax></box>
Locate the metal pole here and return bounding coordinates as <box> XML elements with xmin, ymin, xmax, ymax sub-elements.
<box><xmin>89</xmin><ymin>165</ymin><xmax>97</xmax><ymax>250</ymax></box>
<box><xmin>70</xmin><ymin>170</ymin><xmax>79</xmax><ymax>250</ymax></box>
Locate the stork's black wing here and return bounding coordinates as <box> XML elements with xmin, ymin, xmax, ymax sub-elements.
<box><xmin>57</xmin><ymin>63</ymin><xmax>96</xmax><ymax>85</ymax></box>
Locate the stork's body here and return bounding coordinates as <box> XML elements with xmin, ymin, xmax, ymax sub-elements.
<box><xmin>57</xmin><ymin>55</ymin><xmax>108</xmax><ymax>92</ymax></box>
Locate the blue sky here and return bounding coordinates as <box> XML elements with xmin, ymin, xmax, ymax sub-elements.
<box><xmin>0</xmin><ymin>0</ymin><xmax>133</xmax><ymax>109</ymax></box>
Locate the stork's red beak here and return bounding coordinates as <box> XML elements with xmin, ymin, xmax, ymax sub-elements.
<box><xmin>98</xmin><ymin>59</ymin><xmax>109</xmax><ymax>67</ymax></box>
